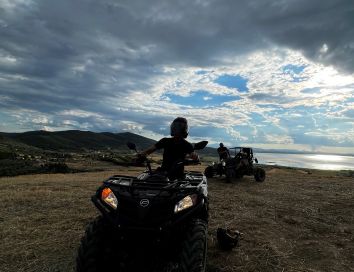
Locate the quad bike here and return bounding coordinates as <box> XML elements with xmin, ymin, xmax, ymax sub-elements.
<box><xmin>76</xmin><ymin>141</ymin><xmax>209</xmax><ymax>272</ymax></box>
<box><xmin>204</xmin><ymin>147</ymin><xmax>265</xmax><ymax>183</ymax></box>
<box><xmin>204</xmin><ymin>159</ymin><xmax>226</xmax><ymax>178</ymax></box>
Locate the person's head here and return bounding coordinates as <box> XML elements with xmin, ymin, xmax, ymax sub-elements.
<box><xmin>219</xmin><ymin>143</ymin><xmax>224</xmax><ymax>147</ymax></box>
<box><xmin>170</xmin><ymin>117</ymin><xmax>189</xmax><ymax>138</ymax></box>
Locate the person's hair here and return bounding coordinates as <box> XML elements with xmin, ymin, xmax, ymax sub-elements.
<box><xmin>170</xmin><ymin>117</ymin><xmax>189</xmax><ymax>138</ymax></box>
<box><xmin>220</xmin><ymin>143</ymin><xmax>224</xmax><ymax>147</ymax></box>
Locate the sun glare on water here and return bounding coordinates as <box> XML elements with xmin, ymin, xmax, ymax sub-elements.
<box><xmin>307</xmin><ymin>154</ymin><xmax>344</xmax><ymax>162</ymax></box>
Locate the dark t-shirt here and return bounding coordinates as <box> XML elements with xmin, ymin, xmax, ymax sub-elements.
<box><xmin>217</xmin><ymin>146</ymin><xmax>230</xmax><ymax>160</ymax></box>
<box><xmin>155</xmin><ymin>137</ymin><xmax>194</xmax><ymax>171</ymax></box>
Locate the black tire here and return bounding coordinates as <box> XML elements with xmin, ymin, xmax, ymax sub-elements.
<box><xmin>216</xmin><ymin>164</ymin><xmax>224</xmax><ymax>177</ymax></box>
<box><xmin>254</xmin><ymin>167</ymin><xmax>266</xmax><ymax>182</ymax></box>
<box><xmin>76</xmin><ymin>216</ymin><xmax>121</xmax><ymax>272</ymax></box>
<box><xmin>179</xmin><ymin>219</ymin><xmax>208</xmax><ymax>272</ymax></box>
<box><xmin>225</xmin><ymin>168</ymin><xmax>235</xmax><ymax>183</ymax></box>
<box><xmin>204</xmin><ymin>166</ymin><xmax>214</xmax><ymax>178</ymax></box>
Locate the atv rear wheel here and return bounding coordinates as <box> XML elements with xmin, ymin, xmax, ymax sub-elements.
<box><xmin>179</xmin><ymin>219</ymin><xmax>208</xmax><ymax>272</ymax></box>
<box><xmin>76</xmin><ymin>216</ymin><xmax>122</xmax><ymax>272</ymax></box>
<box><xmin>204</xmin><ymin>166</ymin><xmax>214</xmax><ymax>178</ymax></box>
<box><xmin>254</xmin><ymin>167</ymin><xmax>266</xmax><ymax>182</ymax></box>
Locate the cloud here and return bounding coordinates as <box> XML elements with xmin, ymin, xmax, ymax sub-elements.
<box><xmin>1</xmin><ymin>0</ymin><xmax>354</xmax><ymax>152</ymax></box>
<box><xmin>264</xmin><ymin>134</ymin><xmax>294</xmax><ymax>145</ymax></box>
<box><xmin>342</xmin><ymin>109</ymin><xmax>354</xmax><ymax>118</ymax></box>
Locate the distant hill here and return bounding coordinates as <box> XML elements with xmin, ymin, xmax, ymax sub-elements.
<box><xmin>0</xmin><ymin>134</ymin><xmax>44</xmax><ymax>158</ymax></box>
<box><xmin>0</xmin><ymin>130</ymin><xmax>157</xmax><ymax>152</ymax></box>
<box><xmin>1</xmin><ymin>130</ymin><xmax>352</xmax><ymax>162</ymax></box>
<box><xmin>0</xmin><ymin>130</ymin><xmax>217</xmax><ymax>156</ymax></box>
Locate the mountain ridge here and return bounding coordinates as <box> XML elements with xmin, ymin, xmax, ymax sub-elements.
<box><xmin>2</xmin><ymin>130</ymin><xmax>352</xmax><ymax>157</ymax></box>
<box><xmin>0</xmin><ymin>130</ymin><xmax>158</xmax><ymax>152</ymax></box>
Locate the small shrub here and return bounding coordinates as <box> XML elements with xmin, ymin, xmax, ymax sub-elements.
<box><xmin>0</xmin><ymin>151</ymin><xmax>14</xmax><ymax>160</ymax></box>
<box><xmin>42</xmin><ymin>163</ymin><xmax>71</xmax><ymax>173</ymax></box>
<box><xmin>338</xmin><ymin>170</ymin><xmax>354</xmax><ymax>178</ymax></box>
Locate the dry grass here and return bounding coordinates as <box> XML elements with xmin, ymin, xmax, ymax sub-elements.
<box><xmin>0</xmin><ymin>165</ymin><xmax>353</xmax><ymax>272</ymax></box>
<box><xmin>207</xmin><ymin>167</ymin><xmax>354</xmax><ymax>272</ymax></box>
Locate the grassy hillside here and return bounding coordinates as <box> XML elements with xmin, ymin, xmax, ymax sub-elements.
<box><xmin>0</xmin><ymin>166</ymin><xmax>353</xmax><ymax>271</ymax></box>
<box><xmin>0</xmin><ymin>130</ymin><xmax>218</xmax><ymax>156</ymax></box>
<box><xmin>0</xmin><ymin>130</ymin><xmax>218</xmax><ymax>177</ymax></box>
<box><xmin>0</xmin><ymin>130</ymin><xmax>157</xmax><ymax>151</ymax></box>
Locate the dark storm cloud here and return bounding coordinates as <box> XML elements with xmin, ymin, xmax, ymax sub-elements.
<box><xmin>0</xmin><ymin>0</ymin><xmax>353</xmax><ymax>132</ymax></box>
<box><xmin>2</xmin><ymin>0</ymin><xmax>352</xmax><ymax>69</ymax></box>
<box><xmin>250</xmin><ymin>0</ymin><xmax>354</xmax><ymax>73</ymax></box>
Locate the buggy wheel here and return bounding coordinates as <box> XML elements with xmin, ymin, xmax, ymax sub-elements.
<box><xmin>216</xmin><ymin>164</ymin><xmax>224</xmax><ymax>177</ymax></box>
<box><xmin>204</xmin><ymin>166</ymin><xmax>214</xmax><ymax>178</ymax></box>
<box><xmin>254</xmin><ymin>168</ymin><xmax>266</xmax><ymax>182</ymax></box>
<box><xmin>76</xmin><ymin>216</ymin><xmax>122</xmax><ymax>272</ymax></box>
<box><xmin>179</xmin><ymin>219</ymin><xmax>208</xmax><ymax>272</ymax></box>
<box><xmin>225</xmin><ymin>169</ymin><xmax>235</xmax><ymax>183</ymax></box>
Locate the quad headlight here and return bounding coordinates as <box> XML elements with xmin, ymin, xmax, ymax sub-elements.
<box><xmin>174</xmin><ymin>194</ymin><xmax>198</xmax><ymax>213</ymax></box>
<box><xmin>101</xmin><ymin>187</ymin><xmax>118</xmax><ymax>210</ymax></box>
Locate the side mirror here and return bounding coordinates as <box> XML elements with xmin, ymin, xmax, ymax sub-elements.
<box><xmin>255</xmin><ymin>158</ymin><xmax>258</xmax><ymax>164</ymax></box>
<box><xmin>193</xmin><ymin>141</ymin><xmax>208</xmax><ymax>150</ymax></box>
<box><xmin>127</xmin><ymin>142</ymin><xmax>137</xmax><ymax>151</ymax></box>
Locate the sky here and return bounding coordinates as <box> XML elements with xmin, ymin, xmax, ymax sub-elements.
<box><xmin>1</xmin><ymin>0</ymin><xmax>354</xmax><ymax>154</ymax></box>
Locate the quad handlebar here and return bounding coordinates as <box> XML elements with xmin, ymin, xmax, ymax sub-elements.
<box><xmin>183</xmin><ymin>159</ymin><xmax>201</xmax><ymax>165</ymax></box>
<box><xmin>127</xmin><ymin>140</ymin><xmax>207</xmax><ymax>174</ymax></box>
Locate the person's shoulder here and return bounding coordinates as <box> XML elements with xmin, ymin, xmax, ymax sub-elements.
<box><xmin>156</xmin><ymin>137</ymin><xmax>170</xmax><ymax>148</ymax></box>
<box><xmin>161</xmin><ymin>137</ymin><xmax>176</xmax><ymax>144</ymax></box>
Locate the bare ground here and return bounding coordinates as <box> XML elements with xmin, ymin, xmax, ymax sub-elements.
<box><xmin>0</xmin><ymin>165</ymin><xmax>353</xmax><ymax>272</ymax></box>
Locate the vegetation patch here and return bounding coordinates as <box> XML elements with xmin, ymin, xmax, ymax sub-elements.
<box><xmin>0</xmin><ymin>160</ymin><xmax>73</xmax><ymax>177</ymax></box>
<box><xmin>338</xmin><ymin>170</ymin><xmax>354</xmax><ymax>177</ymax></box>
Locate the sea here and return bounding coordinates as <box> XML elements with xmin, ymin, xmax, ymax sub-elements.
<box><xmin>255</xmin><ymin>153</ymin><xmax>354</xmax><ymax>171</ymax></box>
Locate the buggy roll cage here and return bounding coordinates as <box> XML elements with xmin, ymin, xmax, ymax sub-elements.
<box><xmin>228</xmin><ymin>147</ymin><xmax>253</xmax><ymax>158</ymax></box>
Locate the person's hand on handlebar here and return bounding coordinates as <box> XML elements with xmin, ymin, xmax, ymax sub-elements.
<box><xmin>135</xmin><ymin>152</ymin><xmax>147</xmax><ymax>164</ymax></box>
<box><xmin>189</xmin><ymin>152</ymin><xmax>200</xmax><ymax>162</ymax></box>
<box><xmin>190</xmin><ymin>152</ymin><xmax>199</xmax><ymax>160</ymax></box>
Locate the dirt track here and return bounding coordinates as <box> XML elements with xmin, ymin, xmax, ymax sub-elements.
<box><xmin>0</xmin><ymin>165</ymin><xmax>353</xmax><ymax>271</ymax></box>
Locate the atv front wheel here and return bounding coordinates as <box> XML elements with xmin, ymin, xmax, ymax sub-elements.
<box><xmin>204</xmin><ymin>166</ymin><xmax>214</xmax><ymax>178</ymax></box>
<box><xmin>254</xmin><ymin>167</ymin><xmax>266</xmax><ymax>182</ymax></box>
<box><xmin>76</xmin><ymin>216</ymin><xmax>122</xmax><ymax>272</ymax></box>
<box><xmin>179</xmin><ymin>219</ymin><xmax>208</xmax><ymax>272</ymax></box>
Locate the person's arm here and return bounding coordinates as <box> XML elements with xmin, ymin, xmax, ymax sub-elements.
<box><xmin>186</xmin><ymin>141</ymin><xmax>199</xmax><ymax>160</ymax></box>
<box><xmin>139</xmin><ymin>145</ymin><xmax>157</xmax><ymax>156</ymax></box>
<box><xmin>139</xmin><ymin>138</ymin><xmax>165</xmax><ymax>156</ymax></box>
